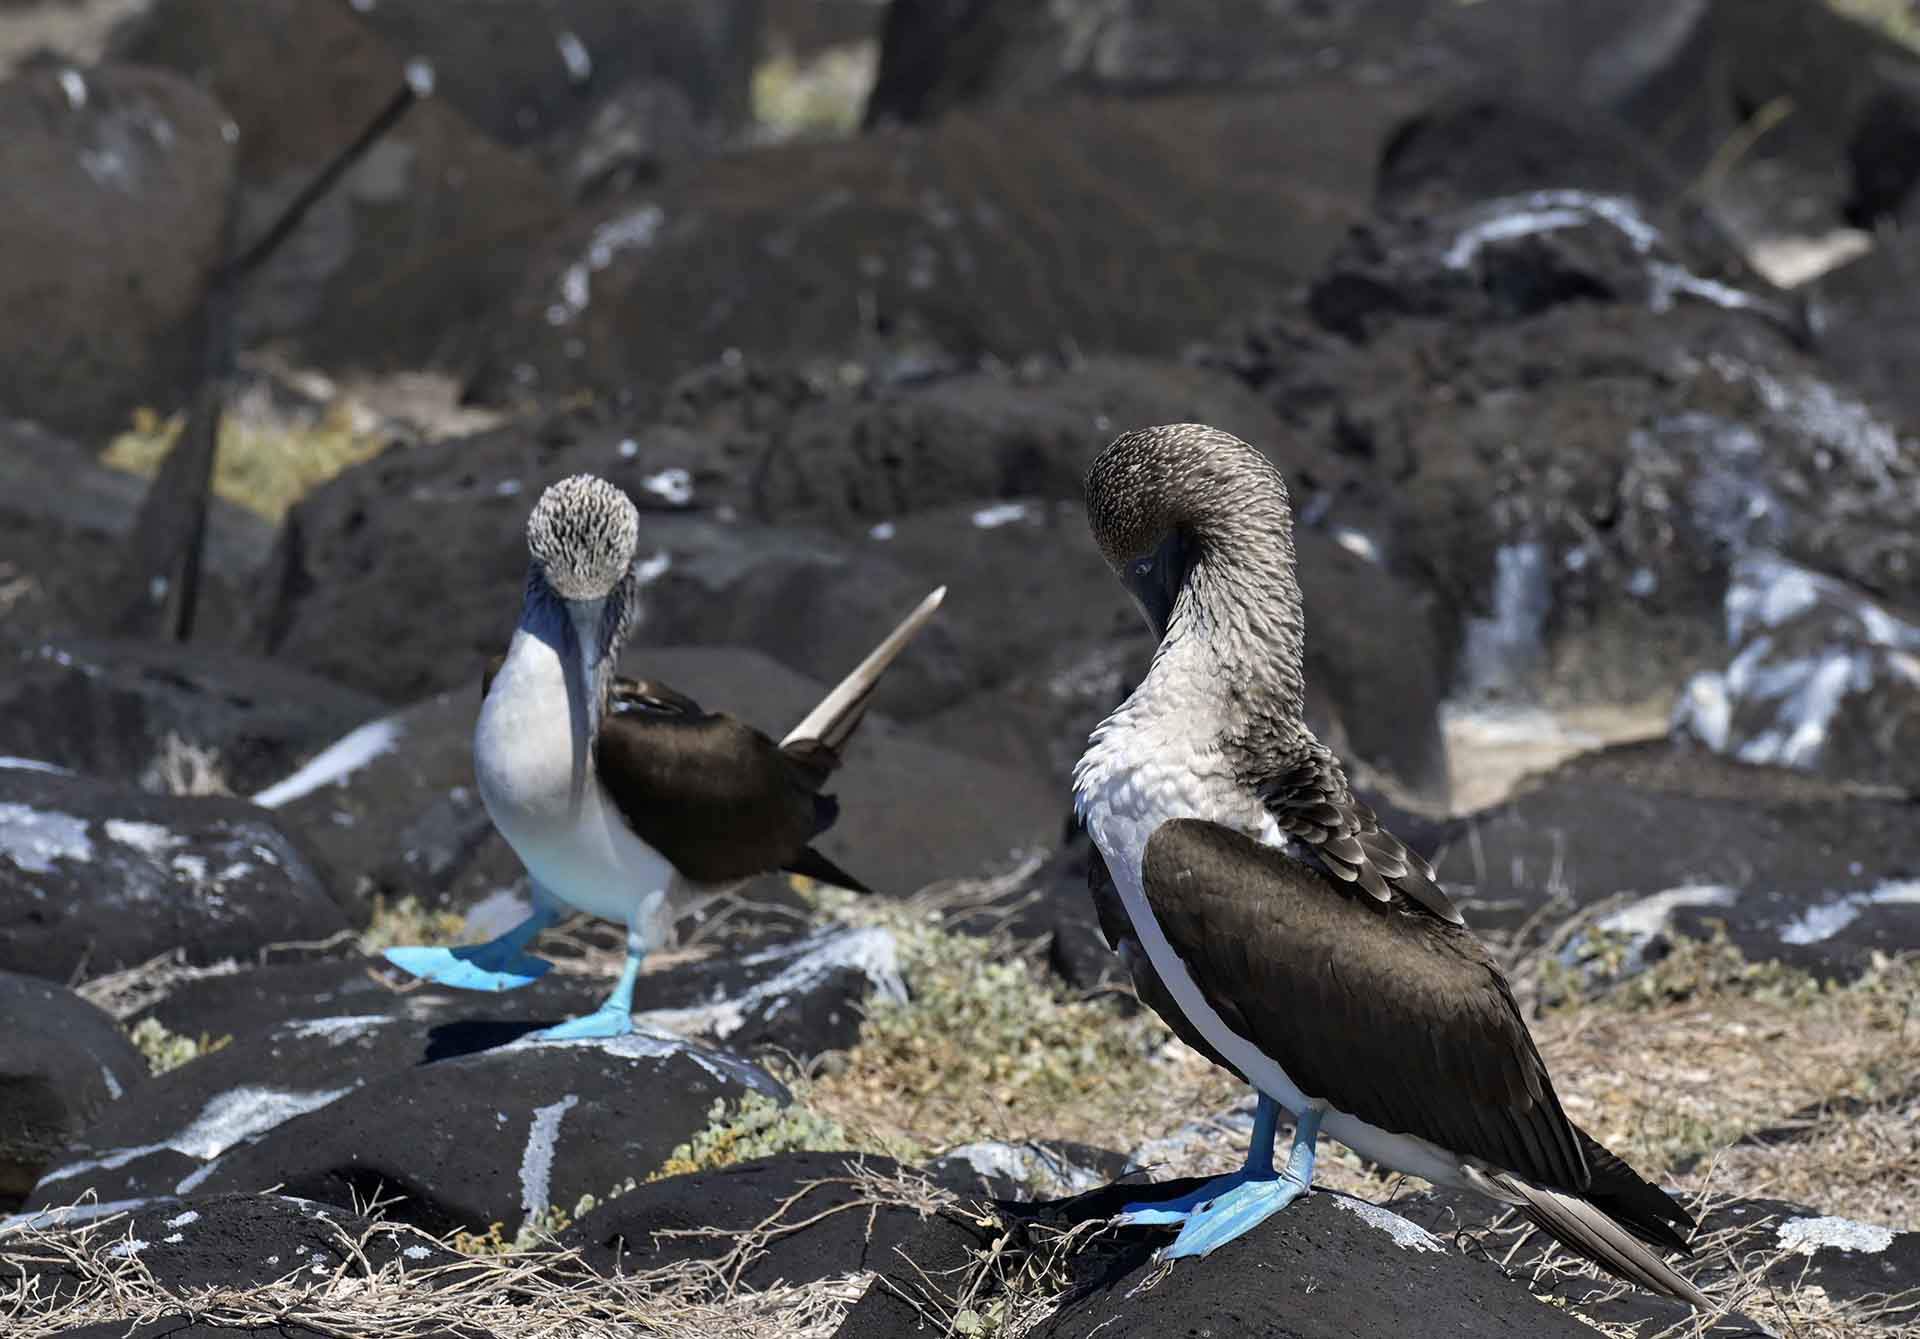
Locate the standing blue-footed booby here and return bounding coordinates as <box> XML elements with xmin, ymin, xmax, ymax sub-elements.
<box><xmin>383</xmin><ymin>474</ymin><xmax>945</xmax><ymax>1042</ymax></box>
<box><xmin>1072</xmin><ymin>425</ymin><xmax>1707</xmax><ymax>1306</ymax></box>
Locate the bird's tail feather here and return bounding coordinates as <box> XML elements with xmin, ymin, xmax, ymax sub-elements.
<box><xmin>783</xmin><ymin>845</ymin><xmax>871</xmax><ymax>895</ymax></box>
<box><xmin>1491</xmin><ymin>1172</ymin><xmax>1711</xmax><ymax>1310</ymax></box>
<box><xmin>781</xmin><ymin>587</ymin><xmax>945</xmax><ymax>753</ymax></box>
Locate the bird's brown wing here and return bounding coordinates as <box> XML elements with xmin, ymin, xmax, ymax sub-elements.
<box><xmin>1140</xmin><ymin>817</ymin><xmax>1587</xmax><ymax>1194</ymax></box>
<box><xmin>1256</xmin><ymin>746</ymin><xmax>1462</xmax><ymax>924</ymax></box>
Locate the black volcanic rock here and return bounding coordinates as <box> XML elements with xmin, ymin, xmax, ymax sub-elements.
<box><xmin>109</xmin><ymin>0</ymin><xmax>567</xmax><ymax>371</ymax></box>
<box><xmin>31</xmin><ymin>924</ymin><xmax>901</xmax><ymax>1212</ymax></box>
<box><xmin>1437</xmin><ymin>740</ymin><xmax>1919</xmax><ymax>980</ymax></box>
<box><xmin>0</xmin><ymin>972</ymin><xmax>145</xmax><ymax>1202</ymax></box>
<box><xmin>1674</xmin><ymin>552</ymin><xmax>1920</xmax><ymax>795</ymax></box>
<box><xmin>0</xmin><ymin>638</ymin><xmax>384</xmax><ymax>797</ymax></box>
<box><xmin>30</xmin><ymin>1028</ymin><xmax>786</xmax><ymax>1237</ymax></box>
<box><xmin>0</xmin><ymin>63</ymin><xmax>233</xmax><ymax>439</ymax></box>
<box><xmin>0</xmin><ymin>420</ymin><xmax>271</xmax><ymax>648</ymax></box>
<box><xmin>0</xmin><ymin>769</ymin><xmax>347</xmax><ymax>982</ymax></box>
<box><xmin>833</xmin><ymin>1189</ymin><xmax>1595</xmax><ymax>1339</ymax></box>
<box><xmin>561</xmin><ymin>1151</ymin><xmax>984</xmax><ymax>1285</ymax></box>
<box><xmin>471</xmin><ymin>83</ymin><xmax>1420</xmax><ymax>405</ymax></box>
<box><xmin>3</xmin><ymin>1193</ymin><xmax>461</xmax><ymax>1300</ymax></box>
<box><xmin>341</xmin><ymin>0</ymin><xmax>759</xmax><ymax>180</ymax></box>
<box><xmin>1203</xmin><ymin>275</ymin><xmax>1918</xmax><ymax>708</ymax></box>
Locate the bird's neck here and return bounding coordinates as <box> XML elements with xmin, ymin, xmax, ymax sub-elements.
<box><xmin>1159</xmin><ymin>541</ymin><xmax>1307</xmax><ymax>720</ymax></box>
<box><xmin>1076</xmin><ymin>545</ymin><xmax>1311</xmax><ymax>820</ymax></box>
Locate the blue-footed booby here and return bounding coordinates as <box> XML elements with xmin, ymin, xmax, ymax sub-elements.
<box><xmin>384</xmin><ymin>474</ymin><xmax>944</xmax><ymax>1041</ymax></box>
<box><xmin>1072</xmin><ymin>425</ymin><xmax>1707</xmax><ymax>1306</ymax></box>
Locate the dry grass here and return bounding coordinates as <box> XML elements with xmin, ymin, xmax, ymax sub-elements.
<box><xmin>799</xmin><ymin>865</ymin><xmax>1239</xmax><ymax>1162</ymax></box>
<box><xmin>21</xmin><ymin>860</ymin><xmax>1920</xmax><ymax>1337</ymax></box>
<box><xmin>139</xmin><ymin>733</ymin><xmax>232</xmax><ymax>798</ymax></box>
<box><xmin>1830</xmin><ymin>0</ymin><xmax>1920</xmax><ymax>50</ymax></box>
<box><xmin>1</xmin><ymin>1162</ymin><xmax>956</xmax><ymax>1339</ymax></box>
<box><xmin>101</xmin><ymin>393</ymin><xmax>390</xmax><ymax>524</ymax></box>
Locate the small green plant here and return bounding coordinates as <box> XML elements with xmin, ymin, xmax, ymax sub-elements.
<box><xmin>357</xmin><ymin>895</ymin><xmax>467</xmax><ymax>955</ymax></box>
<box><xmin>127</xmin><ymin>1017</ymin><xmax>231</xmax><ymax>1076</ymax></box>
<box><xmin>102</xmin><ymin>400</ymin><xmax>390</xmax><ymax>523</ymax></box>
<box><xmin>651</xmin><ymin>1092</ymin><xmax>853</xmax><ymax>1181</ymax></box>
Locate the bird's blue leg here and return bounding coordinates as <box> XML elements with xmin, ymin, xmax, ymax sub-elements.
<box><xmin>1116</xmin><ymin>1097</ymin><xmax>1324</xmax><ymax>1259</ymax></box>
<box><xmin>382</xmin><ymin>899</ymin><xmax>560</xmax><ymax>992</ymax></box>
<box><xmin>523</xmin><ymin>917</ymin><xmax>645</xmax><ymax>1041</ymax></box>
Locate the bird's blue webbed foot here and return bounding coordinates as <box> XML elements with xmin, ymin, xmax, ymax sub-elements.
<box><xmin>524</xmin><ymin>1002</ymin><xmax>635</xmax><ymax>1041</ymax></box>
<box><xmin>1115</xmin><ymin>1098</ymin><xmax>1321</xmax><ymax>1260</ymax></box>
<box><xmin>382</xmin><ymin>906</ymin><xmax>558</xmax><ymax>992</ymax></box>
<box><xmin>520</xmin><ymin>937</ymin><xmax>644</xmax><ymax>1043</ymax></box>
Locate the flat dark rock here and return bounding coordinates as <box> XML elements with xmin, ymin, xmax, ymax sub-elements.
<box><xmin>475</xmin><ymin>82</ymin><xmax>1422</xmax><ymax>404</ymax></box>
<box><xmin>561</xmin><ymin>1151</ymin><xmax>986</xmax><ymax>1286</ymax></box>
<box><xmin>1674</xmin><ymin>552</ymin><xmax>1920</xmax><ymax>795</ymax></box>
<box><xmin>0</xmin><ymin>972</ymin><xmax>146</xmax><ymax>1203</ymax></box>
<box><xmin>129</xmin><ymin>926</ymin><xmax>898</xmax><ymax>1067</ymax></box>
<box><xmin>4</xmin><ymin>1192</ymin><xmax>461</xmax><ymax>1301</ymax></box>
<box><xmin>834</xmin><ymin>1190</ymin><xmax>1595</xmax><ymax>1339</ymax></box>
<box><xmin>0</xmin><ymin>63</ymin><xmax>233</xmax><ymax>439</ymax></box>
<box><xmin>27</xmin><ymin>926</ymin><xmax>892</xmax><ymax>1215</ymax></box>
<box><xmin>0</xmin><ymin>637</ymin><xmax>385</xmax><ymax>797</ymax></box>
<box><xmin>31</xmin><ymin>1029</ymin><xmax>785</xmax><ymax>1237</ymax></box>
<box><xmin>0</xmin><ymin>769</ymin><xmax>348</xmax><ymax>983</ymax></box>
<box><xmin>1437</xmin><ymin>740</ymin><xmax>1919</xmax><ymax>981</ymax></box>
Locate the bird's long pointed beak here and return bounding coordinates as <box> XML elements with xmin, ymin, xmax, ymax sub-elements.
<box><xmin>565</xmin><ymin>600</ymin><xmax>606</xmax><ymax>814</ymax></box>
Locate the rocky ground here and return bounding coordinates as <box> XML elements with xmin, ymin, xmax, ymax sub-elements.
<box><xmin>3</xmin><ymin>1</ymin><xmax>1919</xmax><ymax>1336</ymax></box>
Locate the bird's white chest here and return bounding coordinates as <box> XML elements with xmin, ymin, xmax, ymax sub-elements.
<box><xmin>474</xmin><ymin>628</ymin><xmax>675</xmax><ymax>926</ymax></box>
<box><xmin>1074</xmin><ymin>707</ymin><xmax>1315</xmax><ymax>1112</ymax></box>
<box><xmin>474</xmin><ymin>628</ymin><xmax>575</xmax><ymax>822</ymax></box>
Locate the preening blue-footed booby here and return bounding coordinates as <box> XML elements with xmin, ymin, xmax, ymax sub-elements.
<box><xmin>383</xmin><ymin>474</ymin><xmax>944</xmax><ymax>1042</ymax></box>
<box><xmin>1071</xmin><ymin>425</ymin><xmax>1707</xmax><ymax>1306</ymax></box>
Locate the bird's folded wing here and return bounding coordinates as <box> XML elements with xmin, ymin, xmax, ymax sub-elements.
<box><xmin>596</xmin><ymin>710</ymin><xmax>821</xmax><ymax>885</ymax></box>
<box><xmin>1257</xmin><ymin>747</ymin><xmax>1463</xmax><ymax>924</ymax></box>
<box><xmin>1139</xmin><ymin>817</ymin><xmax>1588</xmax><ymax>1194</ymax></box>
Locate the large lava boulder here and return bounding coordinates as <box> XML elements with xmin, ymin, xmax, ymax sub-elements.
<box><xmin>470</xmin><ymin>81</ymin><xmax>1424</xmax><ymax>404</ymax></box>
<box><xmin>1675</xmin><ymin>552</ymin><xmax>1920</xmax><ymax>795</ymax></box>
<box><xmin>2</xmin><ymin>1193</ymin><xmax>462</xmax><ymax>1298</ymax></box>
<box><xmin>0</xmin><ymin>769</ymin><xmax>347</xmax><ymax>981</ymax></box>
<box><xmin>0</xmin><ymin>638</ymin><xmax>384</xmax><ymax>797</ymax></box>
<box><xmin>0</xmin><ymin>972</ymin><xmax>146</xmax><ymax>1202</ymax></box>
<box><xmin>834</xmin><ymin>1186</ymin><xmax>1597</xmax><ymax>1339</ymax></box>
<box><xmin>1436</xmin><ymin>740</ymin><xmax>1919</xmax><ymax>980</ymax></box>
<box><xmin>0</xmin><ymin>63</ymin><xmax>234</xmax><ymax>438</ymax></box>
<box><xmin>109</xmin><ymin>0</ymin><xmax>566</xmax><ymax>370</ymax></box>
<box><xmin>1201</xmin><ymin>202</ymin><xmax>1917</xmax><ymax>707</ymax></box>
<box><xmin>561</xmin><ymin>1150</ymin><xmax>982</xmax><ymax>1285</ymax></box>
<box><xmin>0</xmin><ymin>420</ymin><xmax>273</xmax><ymax>647</ymax></box>
<box><xmin>340</xmin><ymin>0</ymin><xmax>760</xmax><ymax>186</ymax></box>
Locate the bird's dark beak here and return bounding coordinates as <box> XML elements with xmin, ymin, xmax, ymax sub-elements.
<box><xmin>1123</xmin><ymin>530</ymin><xmax>1191</xmax><ymax>641</ymax></box>
<box><xmin>565</xmin><ymin>598</ymin><xmax>607</xmax><ymax>812</ymax></box>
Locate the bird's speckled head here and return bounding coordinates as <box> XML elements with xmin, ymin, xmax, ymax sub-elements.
<box><xmin>1085</xmin><ymin>424</ymin><xmax>1299</xmax><ymax>638</ymax></box>
<box><xmin>526</xmin><ymin>474</ymin><xmax>640</xmax><ymax>602</ymax></box>
<box><xmin>1082</xmin><ymin>422</ymin><xmax>1305</xmax><ymax>706</ymax></box>
<box><xmin>1086</xmin><ymin>425</ymin><xmax>1294</xmax><ymax>567</ymax></box>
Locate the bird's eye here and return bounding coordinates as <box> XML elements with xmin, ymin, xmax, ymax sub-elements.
<box><xmin>1133</xmin><ymin>558</ymin><xmax>1153</xmax><ymax>579</ymax></box>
